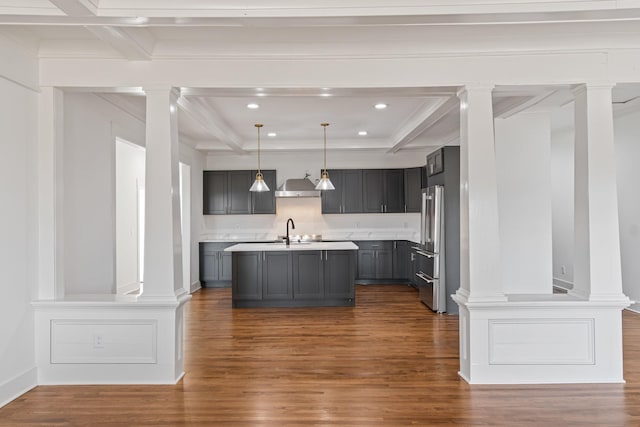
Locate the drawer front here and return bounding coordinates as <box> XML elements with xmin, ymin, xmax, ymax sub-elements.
<box><xmin>356</xmin><ymin>240</ymin><xmax>393</xmax><ymax>251</ymax></box>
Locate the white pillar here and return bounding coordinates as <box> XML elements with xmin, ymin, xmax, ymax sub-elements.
<box><xmin>456</xmin><ymin>85</ymin><xmax>506</xmax><ymax>303</ymax></box>
<box><xmin>37</xmin><ymin>87</ymin><xmax>65</xmax><ymax>299</ymax></box>
<box><xmin>495</xmin><ymin>112</ymin><xmax>553</xmax><ymax>294</ymax></box>
<box><xmin>572</xmin><ymin>84</ymin><xmax>627</xmax><ymax>302</ymax></box>
<box><xmin>141</xmin><ymin>86</ymin><xmax>184</xmax><ymax>300</ymax></box>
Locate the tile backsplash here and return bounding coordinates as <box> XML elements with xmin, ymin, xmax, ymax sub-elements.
<box><xmin>200</xmin><ymin>197</ymin><xmax>420</xmax><ymax>242</ymax></box>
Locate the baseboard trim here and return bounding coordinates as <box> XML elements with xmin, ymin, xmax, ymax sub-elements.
<box><xmin>118</xmin><ymin>281</ymin><xmax>141</xmax><ymax>295</ymax></box>
<box><xmin>190</xmin><ymin>280</ymin><xmax>201</xmax><ymax>293</ymax></box>
<box><xmin>552</xmin><ymin>277</ymin><xmax>573</xmax><ymax>291</ymax></box>
<box><xmin>0</xmin><ymin>367</ymin><xmax>37</xmax><ymax>408</ymax></box>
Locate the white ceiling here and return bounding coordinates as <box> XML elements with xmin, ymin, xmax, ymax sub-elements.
<box><xmin>3</xmin><ymin>0</ymin><xmax>640</xmax><ymax>153</ymax></box>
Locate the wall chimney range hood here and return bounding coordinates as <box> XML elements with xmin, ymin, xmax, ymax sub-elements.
<box><xmin>274</xmin><ymin>176</ymin><xmax>321</xmax><ymax>198</ymax></box>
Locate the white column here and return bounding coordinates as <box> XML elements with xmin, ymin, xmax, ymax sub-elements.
<box><xmin>456</xmin><ymin>85</ymin><xmax>506</xmax><ymax>302</ymax></box>
<box><xmin>572</xmin><ymin>84</ymin><xmax>627</xmax><ymax>301</ymax></box>
<box><xmin>141</xmin><ymin>86</ymin><xmax>184</xmax><ymax>300</ymax></box>
<box><xmin>37</xmin><ymin>87</ymin><xmax>65</xmax><ymax>299</ymax></box>
<box><xmin>495</xmin><ymin>112</ymin><xmax>553</xmax><ymax>294</ymax></box>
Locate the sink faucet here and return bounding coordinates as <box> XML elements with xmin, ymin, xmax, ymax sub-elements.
<box><xmin>286</xmin><ymin>218</ymin><xmax>295</xmax><ymax>246</ymax></box>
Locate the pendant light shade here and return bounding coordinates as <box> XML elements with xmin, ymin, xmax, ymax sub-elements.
<box><xmin>315</xmin><ymin>123</ymin><xmax>335</xmax><ymax>191</ymax></box>
<box><xmin>250</xmin><ymin>123</ymin><xmax>270</xmax><ymax>192</ymax></box>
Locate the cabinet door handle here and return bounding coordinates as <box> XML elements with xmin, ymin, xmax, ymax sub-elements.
<box><xmin>380</xmin><ymin>204</ymin><xmax>384</xmax><ymax>213</ymax></box>
<box><xmin>404</xmin><ymin>204</ymin><xmax>407</xmax><ymax>213</ymax></box>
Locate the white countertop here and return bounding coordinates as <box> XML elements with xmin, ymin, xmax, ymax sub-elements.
<box><xmin>225</xmin><ymin>241</ymin><xmax>359</xmax><ymax>252</ymax></box>
<box><xmin>201</xmin><ymin>231</ymin><xmax>419</xmax><ymax>244</ymax></box>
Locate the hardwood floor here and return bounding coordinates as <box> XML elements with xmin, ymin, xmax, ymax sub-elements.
<box><xmin>2</xmin><ymin>285</ymin><xmax>640</xmax><ymax>426</ymax></box>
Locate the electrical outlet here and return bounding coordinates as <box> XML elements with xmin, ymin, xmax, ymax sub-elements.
<box><xmin>560</xmin><ymin>265</ymin><xmax>566</xmax><ymax>275</ymax></box>
<box><xmin>93</xmin><ymin>334</ymin><xmax>104</xmax><ymax>349</ymax></box>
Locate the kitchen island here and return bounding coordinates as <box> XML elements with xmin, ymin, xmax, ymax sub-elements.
<box><xmin>225</xmin><ymin>241</ymin><xmax>358</xmax><ymax>308</ymax></box>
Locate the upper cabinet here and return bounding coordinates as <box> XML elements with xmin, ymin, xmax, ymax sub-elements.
<box><xmin>321</xmin><ymin>167</ymin><xmax>422</xmax><ymax>214</ymax></box>
<box><xmin>251</xmin><ymin>169</ymin><xmax>277</xmax><ymax>214</ymax></box>
<box><xmin>320</xmin><ymin>169</ymin><xmax>363</xmax><ymax>214</ymax></box>
<box><xmin>203</xmin><ymin>170</ymin><xmax>276</xmax><ymax>215</ymax></box>
<box><xmin>203</xmin><ymin>171</ymin><xmax>228</xmax><ymax>215</ymax></box>
<box><xmin>363</xmin><ymin>169</ymin><xmax>405</xmax><ymax>213</ymax></box>
<box><xmin>404</xmin><ymin>167</ymin><xmax>422</xmax><ymax>213</ymax></box>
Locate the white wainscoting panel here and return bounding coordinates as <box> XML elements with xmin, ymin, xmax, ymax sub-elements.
<box><xmin>51</xmin><ymin>320</ymin><xmax>157</xmax><ymax>364</ymax></box>
<box><xmin>488</xmin><ymin>318</ymin><xmax>595</xmax><ymax>365</ymax></box>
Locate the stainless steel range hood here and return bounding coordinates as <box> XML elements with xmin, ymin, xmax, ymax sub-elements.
<box><xmin>274</xmin><ymin>177</ymin><xmax>321</xmax><ymax>198</ymax></box>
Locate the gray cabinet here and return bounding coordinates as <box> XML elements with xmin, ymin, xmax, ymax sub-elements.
<box><xmin>292</xmin><ymin>251</ymin><xmax>324</xmax><ymax>299</ymax></box>
<box><xmin>203</xmin><ymin>171</ymin><xmax>227</xmax><ymax>215</ymax></box>
<box><xmin>200</xmin><ymin>242</ymin><xmax>233</xmax><ymax>287</ymax></box>
<box><xmin>363</xmin><ymin>169</ymin><xmax>405</xmax><ymax>213</ymax></box>
<box><xmin>263</xmin><ymin>251</ymin><xmax>293</xmax><ymax>300</ymax></box>
<box><xmin>203</xmin><ymin>169</ymin><xmax>276</xmax><ymax>215</ymax></box>
<box><xmin>324</xmin><ymin>250</ymin><xmax>356</xmax><ymax>299</ymax></box>
<box><xmin>251</xmin><ymin>169</ymin><xmax>277</xmax><ymax>214</ymax></box>
<box><xmin>232</xmin><ymin>249</ymin><xmax>356</xmax><ymax>307</ymax></box>
<box><xmin>227</xmin><ymin>170</ymin><xmax>253</xmax><ymax>214</ymax></box>
<box><xmin>404</xmin><ymin>167</ymin><xmax>422</xmax><ymax>213</ymax></box>
<box><xmin>232</xmin><ymin>251</ymin><xmax>263</xmax><ymax>300</ymax></box>
<box><xmin>362</xmin><ymin>170</ymin><xmax>385</xmax><ymax>213</ymax></box>
<box><xmin>357</xmin><ymin>241</ymin><xmax>393</xmax><ymax>279</ymax></box>
<box><xmin>392</xmin><ymin>240</ymin><xmax>410</xmax><ymax>280</ymax></box>
<box><xmin>321</xmin><ymin>169</ymin><xmax>363</xmax><ymax>214</ymax></box>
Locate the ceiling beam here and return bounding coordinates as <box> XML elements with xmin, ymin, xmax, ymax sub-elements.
<box><xmin>387</xmin><ymin>96</ymin><xmax>458</xmax><ymax>153</ymax></box>
<box><xmin>177</xmin><ymin>96</ymin><xmax>246</xmax><ymax>154</ymax></box>
<box><xmin>494</xmin><ymin>91</ymin><xmax>556</xmax><ymax>118</ymax></box>
<box><xmin>95</xmin><ymin>93</ymin><xmax>145</xmax><ymax>123</ymax></box>
<box><xmin>86</xmin><ymin>26</ymin><xmax>154</xmax><ymax>60</ymax></box>
<box><xmin>49</xmin><ymin>0</ymin><xmax>97</xmax><ymax>17</ymax></box>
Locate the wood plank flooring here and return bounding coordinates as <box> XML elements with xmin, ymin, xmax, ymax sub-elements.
<box><xmin>3</xmin><ymin>285</ymin><xmax>640</xmax><ymax>426</ymax></box>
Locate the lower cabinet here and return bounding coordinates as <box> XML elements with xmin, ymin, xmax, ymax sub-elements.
<box><xmin>263</xmin><ymin>251</ymin><xmax>293</xmax><ymax>300</ymax></box>
<box><xmin>200</xmin><ymin>242</ymin><xmax>233</xmax><ymax>287</ymax></box>
<box><xmin>356</xmin><ymin>241</ymin><xmax>393</xmax><ymax>280</ymax></box>
<box><xmin>232</xmin><ymin>250</ymin><xmax>356</xmax><ymax>307</ymax></box>
<box><xmin>292</xmin><ymin>251</ymin><xmax>324</xmax><ymax>300</ymax></box>
<box><xmin>232</xmin><ymin>251</ymin><xmax>263</xmax><ymax>300</ymax></box>
<box><xmin>356</xmin><ymin>240</ymin><xmax>413</xmax><ymax>284</ymax></box>
<box><xmin>392</xmin><ymin>240</ymin><xmax>410</xmax><ymax>280</ymax></box>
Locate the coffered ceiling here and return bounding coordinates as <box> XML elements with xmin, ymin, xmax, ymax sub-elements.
<box><xmin>3</xmin><ymin>0</ymin><xmax>640</xmax><ymax>153</ymax></box>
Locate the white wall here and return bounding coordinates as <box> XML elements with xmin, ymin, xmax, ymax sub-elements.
<box><xmin>179</xmin><ymin>143</ymin><xmax>206</xmax><ymax>291</ymax></box>
<box><xmin>0</xmin><ymin>76</ymin><xmax>38</xmax><ymax>404</ymax></box>
<box><xmin>613</xmin><ymin>110</ymin><xmax>640</xmax><ymax>311</ymax></box>
<box><xmin>63</xmin><ymin>93</ymin><xmax>145</xmax><ymax>294</ymax></box>
<box><xmin>495</xmin><ymin>112</ymin><xmax>553</xmax><ymax>294</ymax></box>
<box><xmin>551</xmin><ymin>124</ymin><xmax>575</xmax><ymax>289</ymax></box>
<box><xmin>115</xmin><ymin>138</ymin><xmax>145</xmax><ymax>294</ymax></box>
<box><xmin>202</xmin><ymin>149</ymin><xmax>428</xmax><ymax>240</ymax></box>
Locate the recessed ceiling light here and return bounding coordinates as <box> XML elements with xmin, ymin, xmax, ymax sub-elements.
<box><xmin>247</xmin><ymin>103</ymin><xmax>259</xmax><ymax>109</ymax></box>
<box><xmin>374</xmin><ymin>103</ymin><xmax>388</xmax><ymax>110</ymax></box>
<box><xmin>320</xmin><ymin>93</ymin><xmax>332</xmax><ymax>97</ymax></box>
<box><xmin>358</xmin><ymin>131</ymin><xmax>368</xmax><ymax>136</ymax></box>
<box><xmin>267</xmin><ymin>132</ymin><xmax>277</xmax><ymax>137</ymax></box>
<box><xmin>256</xmin><ymin>93</ymin><xmax>266</xmax><ymax>97</ymax></box>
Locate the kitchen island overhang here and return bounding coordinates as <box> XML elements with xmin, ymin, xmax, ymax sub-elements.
<box><xmin>225</xmin><ymin>242</ymin><xmax>358</xmax><ymax>308</ymax></box>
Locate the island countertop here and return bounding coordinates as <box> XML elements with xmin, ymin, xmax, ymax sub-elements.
<box><xmin>225</xmin><ymin>241</ymin><xmax>358</xmax><ymax>252</ymax></box>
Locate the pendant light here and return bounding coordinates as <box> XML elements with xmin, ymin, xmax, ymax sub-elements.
<box><xmin>249</xmin><ymin>123</ymin><xmax>270</xmax><ymax>192</ymax></box>
<box><xmin>315</xmin><ymin>122</ymin><xmax>335</xmax><ymax>190</ymax></box>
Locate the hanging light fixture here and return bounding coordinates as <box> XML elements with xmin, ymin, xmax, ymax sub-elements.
<box><xmin>249</xmin><ymin>123</ymin><xmax>270</xmax><ymax>192</ymax></box>
<box><xmin>315</xmin><ymin>123</ymin><xmax>335</xmax><ymax>190</ymax></box>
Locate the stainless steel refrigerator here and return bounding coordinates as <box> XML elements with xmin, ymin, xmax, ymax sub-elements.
<box><xmin>415</xmin><ymin>185</ymin><xmax>447</xmax><ymax>312</ymax></box>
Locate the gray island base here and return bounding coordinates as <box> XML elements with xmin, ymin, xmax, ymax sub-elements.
<box><xmin>225</xmin><ymin>242</ymin><xmax>358</xmax><ymax>308</ymax></box>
